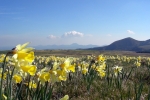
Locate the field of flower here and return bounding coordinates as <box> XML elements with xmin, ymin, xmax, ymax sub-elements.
<box><xmin>1</xmin><ymin>42</ymin><xmax>150</xmax><ymax>100</ymax></box>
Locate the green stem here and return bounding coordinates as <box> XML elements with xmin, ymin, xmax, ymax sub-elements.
<box><xmin>9</xmin><ymin>67</ymin><xmax>15</xmax><ymax>100</ymax></box>
<box><xmin>15</xmin><ymin>82</ymin><xmax>23</xmax><ymax>100</ymax></box>
<box><xmin>0</xmin><ymin>52</ymin><xmax>9</xmax><ymax>99</ymax></box>
<box><xmin>25</xmin><ymin>75</ymin><xmax>31</xmax><ymax>100</ymax></box>
<box><xmin>44</xmin><ymin>81</ymin><xmax>48</xmax><ymax>100</ymax></box>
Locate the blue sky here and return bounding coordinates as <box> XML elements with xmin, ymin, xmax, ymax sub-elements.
<box><xmin>0</xmin><ymin>0</ymin><xmax>150</xmax><ymax>47</ymax></box>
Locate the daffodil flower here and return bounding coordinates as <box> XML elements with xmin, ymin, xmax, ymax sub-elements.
<box><xmin>135</xmin><ymin>61</ymin><xmax>141</xmax><ymax>67</ymax></box>
<box><xmin>0</xmin><ymin>68</ymin><xmax>7</xmax><ymax>80</ymax></box>
<box><xmin>25</xmin><ymin>81</ymin><xmax>37</xmax><ymax>89</ymax></box>
<box><xmin>13</xmin><ymin>51</ymin><xmax>34</xmax><ymax>63</ymax></box>
<box><xmin>113</xmin><ymin>66</ymin><xmax>122</xmax><ymax>77</ymax></box>
<box><xmin>60</xmin><ymin>59</ymin><xmax>75</xmax><ymax>73</ymax></box>
<box><xmin>82</xmin><ymin>68</ymin><xmax>88</xmax><ymax>75</ymax></box>
<box><xmin>0</xmin><ymin>54</ymin><xmax>5</xmax><ymax>63</ymax></box>
<box><xmin>97</xmin><ymin>70</ymin><xmax>106</xmax><ymax>78</ymax></box>
<box><xmin>21</xmin><ymin>65</ymin><xmax>37</xmax><ymax>76</ymax></box>
<box><xmin>11</xmin><ymin>42</ymin><xmax>34</xmax><ymax>54</ymax></box>
<box><xmin>38</xmin><ymin>72</ymin><xmax>50</xmax><ymax>84</ymax></box>
<box><xmin>97</xmin><ymin>55</ymin><xmax>105</xmax><ymax>62</ymax></box>
<box><xmin>81</xmin><ymin>62</ymin><xmax>89</xmax><ymax>75</ymax></box>
<box><xmin>57</xmin><ymin>70</ymin><xmax>67</xmax><ymax>81</ymax></box>
<box><xmin>12</xmin><ymin>74</ymin><xmax>22</xmax><ymax>83</ymax></box>
<box><xmin>59</xmin><ymin>95</ymin><xmax>69</xmax><ymax>100</ymax></box>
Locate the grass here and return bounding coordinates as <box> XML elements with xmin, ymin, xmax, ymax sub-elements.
<box><xmin>1</xmin><ymin>49</ymin><xmax>150</xmax><ymax>57</ymax></box>
<box><xmin>51</xmin><ymin>66</ymin><xmax>150</xmax><ymax>99</ymax></box>
<box><xmin>1</xmin><ymin>50</ymin><xmax>150</xmax><ymax>99</ymax></box>
<box><xmin>33</xmin><ymin>50</ymin><xmax>150</xmax><ymax>57</ymax></box>
<box><xmin>33</xmin><ymin>50</ymin><xmax>150</xmax><ymax>99</ymax></box>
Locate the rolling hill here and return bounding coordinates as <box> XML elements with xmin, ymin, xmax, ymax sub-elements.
<box><xmin>88</xmin><ymin>37</ymin><xmax>150</xmax><ymax>52</ymax></box>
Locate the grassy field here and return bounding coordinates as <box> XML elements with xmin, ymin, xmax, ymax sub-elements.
<box><xmin>1</xmin><ymin>49</ymin><xmax>150</xmax><ymax>57</ymax></box>
<box><xmin>34</xmin><ymin>50</ymin><xmax>150</xmax><ymax>100</ymax></box>
<box><xmin>1</xmin><ymin>49</ymin><xmax>150</xmax><ymax>100</ymax></box>
<box><xmin>33</xmin><ymin>49</ymin><xmax>150</xmax><ymax>57</ymax></box>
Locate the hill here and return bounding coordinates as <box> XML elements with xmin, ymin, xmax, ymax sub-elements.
<box><xmin>33</xmin><ymin>43</ymin><xmax>99</xmax><ymax>50</ymax></box>
<box><xmin>88</xmin><ymin>37</ymin><xmax>150</xmax><ymax>52</ymax></box>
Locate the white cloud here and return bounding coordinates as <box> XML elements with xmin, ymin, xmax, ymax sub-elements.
<box><xmin>127</xmin><ymin>30</ymin><xmax>135</xmax><ymax>34</ymax></box>
<box><xmin>47</xmin><ymin>35</ymin><xmax>58</xmax><ymax>39</ymax></box>
<box><xmin>62</xmin><ymin>31</ymin><xmax>84</xmax><ymax>38</ymax></box>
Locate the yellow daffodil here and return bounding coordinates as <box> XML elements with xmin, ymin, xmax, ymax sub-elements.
<box><xmin>57</xmin><ymin>70</ymin><xmax>67</xmax><ymax>81</ymax></box>
<box><xmin>0</xmin><ymin>68</ymin><xmax>7</xmax><ymax>80</ymax></box>
<box><xmin>12</xmin><ymin>42</ymin><xmax>34</xmax><ymax>54</ymax></box>
<box><xmin>135</xmin><ymin>61</ymin><xmax>141</xmax><ymax>67</ymax></box>
<box><xmin>13</xmin><ymin>74</ymin><xmax>22</xmax><ymax>83</ymax></box>
<box><xmin>13</xmin><ymin>51</ymin><xmax>34</xmax><ymax>63</ymax></box>
<box><xmin>97</xmin><ymin>62</ymin><xmax>106</xmax><ymax>70</ymax></box>
<box><xmin>97</xmin><ymin>70</ymin><xmax>106</xmax><ymax>78</ymax></box>
<box><xmin>60</xmin><ymin>95</ymin><xmax>69</xmax><ymax>100</ymax></box>
<box><xmin>137</xmin><ymin>56</ymin><xmax>141</xmax><ymax>62</ymax></box>
<box><xmin>25</xmin><ymin>81</ymin><xmax>37</xmax><ymax>89</ymax></box>
<box><xmin>25</xmin><ymin>52</ymin><xmax>34</xmax><ymax>61</ymax></box>
<box><xmin>82</xmin><ymin>67</ymin><xmax>88</xmax><ymax>75</ymax></box>
<box><xmin>60</xmin><ymin>59</ymin><xmax>75</xmax><ymax>73</ymax></box>
<box><xmin>113</xmin><ymin>66</ymin><xmax>122</xmax><ymax>77</ymax></box>
<box><xmin>0</xmin><ymin>54</ymin><xmax>5</xmax><ymax>63</ymax></box>
<box><xmin>97</xmin><ymin>55</ymin><xmax>105</xmax><ymax>62</ymax></box>
<box><xmin>49</xmin><ymin>72</ymin><xmax>59</xmax><ymax>83</ymax></box>
<box><xmin>39</xmin><ymin>72</ymin><xmax>50</xmax><ymax>84</ymax></box>
<box><xmin>21</xmin><ymin>65</ymin><xmax>37</xmax><ymax>76</ymax></box>
<box><xmin>36</xmin><ymin>67</ymin><xmax>48</xmax><ymax>78</ymax></box>
<box><xmin>81</xmin><ymin>62</ymin><xmax>89</xmax><ymax>75</ymax></box>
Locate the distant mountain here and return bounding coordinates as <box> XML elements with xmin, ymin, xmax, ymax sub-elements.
<box><xmin>0</xmin><ymin>43</ymin><xmax>100</xmax><ymax>50</ymax></box>
<box><xmin>88</xmin><ymin>37</ymin><xmax>150</xmax><ymax>52</ymax></box>
<box><xmin>33</xmin><ymin>43</ymin><xmax>99</xmax><ymax>50</ymax></box>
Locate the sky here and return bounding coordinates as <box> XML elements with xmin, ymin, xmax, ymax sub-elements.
<box><xmin>0</xmin><ymin>0</ymin><xmax>150</xmax><ymax>48</ymax></box>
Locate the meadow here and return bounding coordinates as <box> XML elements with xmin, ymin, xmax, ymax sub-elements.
<box><xmin>1</xmin><ymin>43</ymin><xmax>150</xmax><ymax>100</ymax></box>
